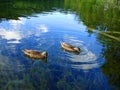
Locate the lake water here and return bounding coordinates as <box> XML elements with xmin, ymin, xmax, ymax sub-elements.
<box><xmin>0</xmin><ymin>0</ymin><xmax>120</xmax><ymax>90</ymax></box>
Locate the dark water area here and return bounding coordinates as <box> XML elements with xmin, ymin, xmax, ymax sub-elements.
<box><xmin>0</xmin><ymin>0</ymin><xmax>120</xmax><ymax>90</ymax></box>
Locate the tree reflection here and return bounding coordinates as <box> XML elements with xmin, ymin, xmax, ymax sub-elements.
<box><xmin>0</xmin><ymin>0</ymin><xmax>64</xmax><ymax>20</ymax></box>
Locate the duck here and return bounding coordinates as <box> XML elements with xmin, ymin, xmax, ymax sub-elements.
<box><xmin>23</xmin><ymin>49</ymin><xmax>47</xmax><ymax>60</ymax></box>
<box><xmin>60</xmin><ymin>42</ymin><xmax>80</xmax><ymax>53</ymax></box>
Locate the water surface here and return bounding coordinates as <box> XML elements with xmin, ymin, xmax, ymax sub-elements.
<box><xmin>0</xmin><ymin>0</ymin><xmax>120</xmax><ymax>90</ymax></box>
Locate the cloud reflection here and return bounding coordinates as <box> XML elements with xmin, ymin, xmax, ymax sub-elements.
<box><xmin>0</xmin><ymin>28</ymin><xmax>22</xmax><ymax>43</ymax></box>
<box><xmin>0</xmin><ymin>17</ymin><xmax>49</xmax><ymax>43</ymax></box>
<box><xmin>38</xmin><ymin>24</ymin><xmax>48</xmax><ymax>33</ymax></box>
<box><xmin>9</xmin><ymin>17</ymin><xmax>26</xmax><ymax>30</ymax></box>
<box><xmin>35</xmin><ymin>24</ymin><xmax>48</xmax><ymax>36</ymax></box>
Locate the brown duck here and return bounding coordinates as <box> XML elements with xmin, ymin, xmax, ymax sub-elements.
<box><xmin>23</xmin><ymin>49</ymin><xmax>47</xmax><ymax>60</ymax></box>
<box><xmin>60</xmin><ymin>42</ymin><xmax>80</xmax><ymax>53</ymax></box>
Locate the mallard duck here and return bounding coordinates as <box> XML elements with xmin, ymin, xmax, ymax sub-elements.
<box><xmin>60</xmin><ymin>42</ymin><xmax>80</xmax><ymax>53</ymax></box>
<box><xmin>23</xmin><ymin>49</ymin><xmax>47</xmax><ymax>60</ymax></box>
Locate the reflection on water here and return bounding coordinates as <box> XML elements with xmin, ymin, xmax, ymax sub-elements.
<box><xmin>0</xmin><ymin>28</ymin><xmax>22</xmax><ymax>43</ymax></box>
<box><xmin>0</xmin><ymin>0</ymin><xmax>119</xmax><ymax>90</ymax></box>
<box><xmin>0</xmin><ymin>12</ymin><xmax>113</xmax><ymax>90</ymax></box>
<box><xmin>70</xmin><ymin>47</ymin><xmax>98</xmax><ymax>70</ymax></box>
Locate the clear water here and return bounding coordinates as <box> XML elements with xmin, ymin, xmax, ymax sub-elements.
<box><xmin>0</xmin><ymin>0</ymin><xmax>120</xmax><ymax>90</ymax></box>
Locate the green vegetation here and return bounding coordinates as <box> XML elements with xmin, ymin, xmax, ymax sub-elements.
<box><xmin>64</xmin><ymin>0</ymin><xmax>120</xmax><ymax>32</ymax></box>
<box><xmin>0</xmin><ymin>0</ymin><xmax>64</xmax><ymax>20</ymax></box>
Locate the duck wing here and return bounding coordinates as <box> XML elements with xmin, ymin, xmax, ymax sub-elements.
<box><xmin>23</xmin><ymin>49</ymin><xmax>41</xmax><ymax>55</ymax></box>
<box><xmin>61</xmin><ymin>42</ymin><xmax>74</xmax><ymax>48</ymax></box>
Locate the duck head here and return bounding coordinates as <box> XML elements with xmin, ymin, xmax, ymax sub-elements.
<box><xmin>41</xmin><ymin>52</ymin><xmax>48</xmax><ymax>58</ymax></box>
<box><xmin>74</xmin><ymin>47</ymin><xmax>80</xmax><ymax>53</ymax></box>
